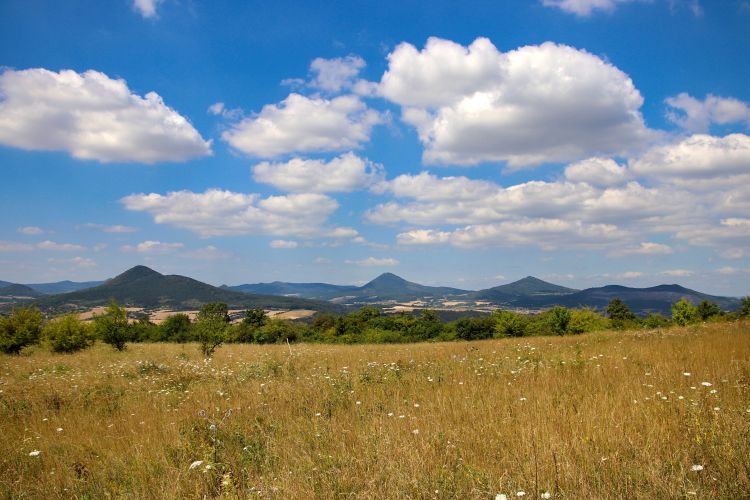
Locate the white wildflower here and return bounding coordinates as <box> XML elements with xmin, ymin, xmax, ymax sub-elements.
<box><xmin>683</xmin><ymin>372</ymin><xmax>691</xmax><ymax>376</ymax></box>
<box><xmin>691</xmin><ymin>464</ymin><xmax>704</xmax><ymax>472</ymax></box>
<box><xmin>517</xmin><ymin>492</ymin><xmax>526</xmax><ymax>497</ymax></box>
<box><xmin>541</xmin><ymin>493</ymin><xmax>551</xmax><ymax>499</ymax></box>
<box><xmin>495</xmin><ymin>495</ymin><xmax>508</xmax><ymax>500</ymax></box>
<box><xmin>189</xmin><ymin>460</ymin><xmax>203</xmax><ymax>470</ymax></box>
<box><xmin>701</xmin><ymin>382</ymin><xmax>712</xmax><ymax>387</ymax></box>
<box><xmin>29</xmin><ymin>450</ymin><xmax>41</xmax><ymax>457</ymax></box>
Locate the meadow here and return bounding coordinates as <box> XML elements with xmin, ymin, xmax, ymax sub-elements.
<box><xmin>1</xmin><ymin>321</ymin><xmax>749</xmax><ymax>498</ymax></box>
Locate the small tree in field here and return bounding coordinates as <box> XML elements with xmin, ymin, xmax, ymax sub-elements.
<box><xmin>671</xmin><ymin>298</ymin><xmax>698</xmax><ymax>326</ymax></box>
<box><xmin>548</xmin><ymin>306</ymin><xmax>571</xmax><ymax>336</ymax></box>
<box><xmin>738</xmin><ymin>297</ymin><xmax>750</xmax><ymax>319</ymax></box>
<box><xmin>606</xmin><ymin>298</ymin><xmax>636</xmax><ymax>329</ymax></box>
<box><xmin>44</xmin><ymin>314</ymin><xmax>95</xmax><ymax>353</ymax></box>
<box><xmin>0</xmin><ymin>306</ymin><xmax>43</xmax><ymax>354</ymax></box>
<box><xmin>94</xmin><ymin>300</ymin><xmax>131</xmax><ymax>351</ymax></box>
<box><xmin>696</xmin><ymin>300</ymin><xmax>721</xmax><ymax>321</ymax></box>
<box><xmin>196</xmin><ymin>303</ymin><xmax>230</xmax><ymax>357</ymax></box>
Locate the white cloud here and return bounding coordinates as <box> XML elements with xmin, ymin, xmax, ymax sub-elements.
<box><xmin>133</xmin><ymin>0</ymin><xmax>163</xmax><ymax>18</ymax></box>
<box><xmin>314</xmin><ymin>257</ymin><xmax>332</xmax><ymax>264</ymax></box>
<box><xmin>17</xmin><ymin>226</ymin><xmax>44</xmax><ymax>235</ymax></box>
<box><xmin>346</xmin><ymin>257</ymin><xmax>400</xmax><ymax>267</ymax></box>
<box><xmin>180</xmin><ymin>245</ymin><xmax>230</xmax><ymax>260</ymax></box>
<box><xmin>612</xmin><ymin>242</ymin><xmax>673</xmax><ymax>256</ymax></box>
<box><xmin>716</xmin><ymin>266</ymin><xmax>741</xmax><ymax>275</ymax></box>
<box><xmin>253</xmin><ymin>152</ymin><xmax>384</xmax><ymax>193</ymax></box>
<box><xmin>618</xmin><ymin>271</ymin><xmax>643</xmax><ymax>279</ymax></box>
<box><xmin>541</xmin><ymin>0</ymin><xmax>646</xmax><ymax>16</ymax></box>
<box><xmin>0</xmin><ymin>241</ymin><xmax>34</xmax><ymax>252</ymax></box>
<box><xmin>121</xmin><ymin>240</ymin><xmax>184</xmax><ymax>254</ymax></box>
<box><xmin>379</xmin><ymin>38</ymin><xmax>653</xmax><ymax>167</ymax></box>
<box><xmin>222</xmin><ymin>93</ymin><xmax>382</xmax><ymax>158</ymax></box>
<box><xmin>0</xmin><ymin>68</ymin><xmax>211</xmax><ymax>163</ymax></box>
<box><xmin>666</xmin><ymin>93</ymin><xmax>750</xmax><ymax>132</ymax></box>
<box><xmin>269</xmin><ymin>240</ymin><xmax>299</xmax><ymax>249</ymax></box>
<box><xmin>37</xmin><ymin>240</ymin><xmax>85</xmax><ymax>251</ymax></box>
<box><xmin>309</xmin><ymin>55</ymin><xmax>366</xmax><ymax>93</ymax></box>
<box><xmin>80</xmin><ymin>223</ymin><xmax>137</xmax><ymax>233</ymax></box>
<box><xmin>630</xmin><ymin>134</ymin><xmax>750</xmax><ymax>184</ymax></box>
<box><xmin>659</xmin><ymin>269</ymin><xmax>694</xmax><ymax>277</ymax></box>
<box><xmin>122</xmin><ymin>189</ymin><xmax>344</xmax><ymax>238</ymax></box>
<box><xmin>564</xmin><ymin>157</ymin><xmax>629</xmax><ymax>186</ymax></box>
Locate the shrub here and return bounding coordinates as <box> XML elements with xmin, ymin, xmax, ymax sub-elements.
<box><xmin>606</xmin><ymin>298</ymin><xmax>637</xmax><ymax>329</ymax></box>
<box><xmin>94</xmin><ymin>300</ymin><xmax>132</xmax><ymax>351</ymax></box>
<box><xmin>696</xmin><ymin>300</ymin><xmax>721</xmax><ymax>321</ymax></box>
<box><xmin>195</xmin><ymin>303</ymin><xmax>229</xmax><ymax>357</ymax></box>
<box><xmin>568</xmin><ymin>308</ymin><xmax>608</xmax><ymax>334</ymax></box>
<box><xmin>453</xmin><ymin>316</ymin><xmax>495</xmax><ymax>341</ymax></box>
<box><xmin>738</xmin><ymin>297</ymin><xmax>750</xmax><ymax>318</ymax></box>
<box><xmin>160</xmin><ymin>313</ymin><xmax>193</xmax><ymax>343</ymax></box>
<box><xmin>493</xmin><ymin>310</ymin><xmax>528</xmax><ymax>337</ymax></box>
<box><xmin>643</xmin><ymin>313</ymin><xmax>671</xmax><ymax>328</ymax></box>
<box><xmin>548</xmin><ymin>306</ymin><xmax>572</xmax><ymax>336</ymax></box>
<box><xmin>672</xmin><ymin>298</ymin><xmax>698</xmax><ymax>326</ymax></box>
<box><xmin>0</xmin><ymin>306</ymin><xmax>43</xmax><ymax>354</ymax></box>
<box><xmin>43</xmin><ymin>314</ymin><xmax>95</xmax><ymax>353</ymax></box>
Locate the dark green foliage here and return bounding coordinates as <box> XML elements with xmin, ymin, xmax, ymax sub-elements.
<box><xmin>159</xmin><ymin>313</ymin><xmax>194</xmax><ymax>342</ymax></box>
<box><xmin>643</xmin><ymin>313</ymin><xmax>671</xmax><ymax>328</ymax></box>
<box><xmin>43</xmin><ymin>314</ymin><xmax>95</xmax><ymax>353</ymax></box>
<box><xmin>94</xmin><ymin>300</ymin><xmax>132</xmax><ymax>351</ymax></box>
<box><xmin>196</xmin><ymin>302</ymin><xmax>229</xmax><ymax>357</ymax></box>
<box><xmin>454</xmin><ymin>316</ymin><xmax>495</xmax><ymax>340</ymax></box>
<box><xmin>740</xmin><ymin>297</ymin><xmax>750</xmax><ymax>318</ymax></box>
<box><xmin>548</xmin><ymin>306</ymin><xmax>571</xmax><ymax>336</ymax></box>
<box><xmin>243</xmin><ymin>308</ymin><xmax>267</xmax><ymax>328</ymax></box>
<box><xmin>671</xmin><ymin>298</ymin><xmax>698</xmax><ymax>326</ymax></box>
<box><xmin>606</xmin><ymin>298</ymin><xmax>636</xmax><ymax>329</ymax></box>
<box><xmin>696</xmin><ymin>300</ymin><xmax>721</xmax><ymax>321</ymax></box>
<box><xmin>0</xmin><ymin>306</ymin><xmax>43</xmax><ymax>354</ymax></box>
<box><xmin>254</xmin><ymin>319</ymin><xmax>297</xmax><ymax>344</ymax></box>
<box><xmin>493</xmin><ymin>310</ymin><xmax>528</xmax><ymax>337</ymax></box>
<box><xmin>130</xmin><ymin>317</ymin><xmax>160</xmax><ymax>342</ymax></box>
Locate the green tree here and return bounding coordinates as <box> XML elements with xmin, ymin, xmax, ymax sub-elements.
<box><xmin>43</xmin><ymin>314</ymin><xmax>95</xmax><ymax>353</ymax></box>
<box><xmin>454</xmin><ymin>316</ymin><xmax>495</xmax><ymax>341</ymax></box>
<box><xmin>738</xmin><ymin>297</ymin><xmax>750</xmax><ymax>318</ymax></box>
<box><xmin>671</xmin><ymin>298</ymin><xmax>698</xmax><ymax>326</ymax></box>
<box><xmin>94</xmin><ymin>300</ymin><xmax>131</xmax><ymax>351</ymax></box>
<box><xmin>696</xmin><ymin>300</ymin><xmax>721</xmax><ymax>321</ymax></box>
<box><xmin>606</xmin><ymin>298</ymin><xmax>636</xmax><ymax>329</ymax></box>
<box><xmin>0</xmin><ymin>306</ymin><xmax>43</xmax><ymax>354</ymax></box>
<box><xmin>643</xmin><ymin>313</ymin><xmax>671</xmax><ymax>328</ymax></box>
<box><xmin>160</xmin><ymin>313</ymin><xmax>193</xmax><ymax>342</ymax></box>
<box><xmin>493</xmin><ymin>310</ymin><xmax>528</xmax><ymax>338</ymax></box>
<box><xmin>243</xmin><ymin>308</ymin><xmax>267</xmax><ymax>328</ymax></box>
<box><xmin>195</xmin><ymin>302</ymin><xmax>229</xmax><ymax>357</ymax></box>
<box><xmin>568</xmin><ymin>308</ymin><xmax>608</xmax><ymax>334</ymax></box>
<box><xmin>548</xmin><ymin>306</ymin><xmax>571</xmax><ymax>336</ymax></box>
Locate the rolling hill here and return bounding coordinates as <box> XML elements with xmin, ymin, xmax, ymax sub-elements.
<box><xmin>31</xmin><ymin>266</ymin><xmax>344</xmax><ymax>312</ymax></box>
<box><xmin>0</xmin><ymin>283</ymin><xmax>41</xmax><ymax>298</ymax></box>
<box><xmin>226</xmin><ymin>281</ymin><xmax>358</xmax><ymax>300</ymax></box>
<box><xmin>472</xmin><ymin>276</ymin><xmax>578</xmax><ymax>303</ymax></box>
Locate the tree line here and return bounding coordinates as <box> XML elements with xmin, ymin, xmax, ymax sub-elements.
<box><xmin>2</xmin><ymin>296</ymin><xmax>749</xmax><ymax>357</ymax></box>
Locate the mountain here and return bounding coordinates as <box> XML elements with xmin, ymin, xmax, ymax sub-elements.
<box><xmin>26</xmin><ymin>280</ymin><xmax>104</xmax><ymax>294</ymax></box>
<box><xmin>31</xmin><ymin>265</ymin><xmax>343</xmax><ymax>312</ymax></box>
<box><xmin>472</xmin><ymin>276</ymin><xmax>577</xmax><ymax>302</ymax></box>
<box><xmin>0</xmin><ymin>283</ymin><xmax>41</xmax><ymax>298</ymax></box>
<box><xmin>226</xmin><ymin>281</ymin><xmax>358</xmax><ymax>300</ymax></box>
<box><xmin>529</xmin><ymin>284</ymin><xmax>740</xmax><ymax>315</ymax></box>
<box><xmin>229</xmin><ymin>273</ymin><xmax>470</xmax><ymax>303</ymax></box>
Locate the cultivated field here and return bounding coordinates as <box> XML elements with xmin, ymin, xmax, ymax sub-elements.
<box><xmin>1</xmin><ymin>322</ymin><xmax>749</xmax><ymax>498</ymax></box>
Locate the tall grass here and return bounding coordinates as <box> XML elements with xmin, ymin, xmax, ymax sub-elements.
<box><xmin>1</xmin><ymin>322</ymin><xmax>748</xmax><ymax>498</ymax></box>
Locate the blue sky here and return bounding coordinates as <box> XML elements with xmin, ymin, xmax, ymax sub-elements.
<box><xmin>1</xmin><ymin>0</ymin><xmax>749</xmax><ymax>295</ymax></box>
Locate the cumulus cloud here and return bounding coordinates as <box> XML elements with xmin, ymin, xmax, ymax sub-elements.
<box><xmin>346</xmin><ymin>257</ymin><xmax>400</xmax><ymax>267</ymax></box>
<box><xmin>541</xmin><ymin>0</ymin><xmax>646</xmax><ymax>16</ymax></box>
<box><xmin>37</xmin><ymin>240</ymin><xmax>85</xmax><ymax>251</ymax></box>
<box><xmin>666</xmin><ymin>93</ymin><xmax>750</xmax><ymax>132</ymax></box>
<box><xmin>121</xmin><ymin>240</ymin><xmax>184</xmax><ymax>254</ymax></box>
<box><xmin>309</xmin><ymin>55</ymin><xmax>366</xmax><ymax>93</ymax></box>
<box><xmin>253</xmin><ymin>153</ymin><xmax>384</xmax><ymax>193</ymax></box>
<box><xmin>379</xmin><ymin>38</ymin><xmax>653</xmax><ymax>167</ymax></box>
<box><xmin>269</xmin><ymin>240</ymin><xmax>299</xmax><ymax>249</ymax></box>
<box><xmin>0</xmin><ymin>68</ymin><xmax>211</xmax><ymax>163</ymax></box>
<box><xmin>659</xmin><ymin>269</ymin><xmax>694</xmax><ymax>277</ymax></box>
<box><xmin>611</xmin><ymin>242</ymin><xmax>673</xmax><ymax>256</ymax></box>
<box><xmin>221</xmin><ymin>93</ymin><xmax>382</xmax><ymax>158</ymax></box>
<box><xmin>122</xmin><ymin>189</ymin><xmax>345</xmax><ymax>238</ymax></box>
<box><xmin>564</xmin><ymin>157</ymin><xmax>629</xmax><ymax>186</ymax></box>
<box><xmin>180</xmin><ymin>245</ymin><xmax>231</xmax><ymax>260</ymax></box>
<box><xmin>17</xmin><ymin>226</ymin><xmax>44</xmax><ymax>235</ymax></box>
<box><xmin>133</xmin><ymin>0</ymin><xmax>163</xmax><ymax>18</ymax></box>
<box><xmin>47</xmin><ymin>256</ymin><xmax>96</xmax><ymax>268</ymax></box>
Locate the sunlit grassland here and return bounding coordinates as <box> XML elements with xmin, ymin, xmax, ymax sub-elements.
<box><xmin>1</xmin><ymin>322</ymin><xmax>749</xmax><ymax>498</ymax></box>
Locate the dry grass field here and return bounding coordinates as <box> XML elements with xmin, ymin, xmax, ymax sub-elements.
<box><xmin>1</xmin><ymin>322</ymin><xmax>749</xmax><ymax>498</ymax></box>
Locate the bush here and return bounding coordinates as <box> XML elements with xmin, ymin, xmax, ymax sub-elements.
<box><xmin>696</xmin><ymin>300</ymin><xmax>721</xmax><ymax>321</ymax></box>
<box><xmin>738</xmin><ymin>297</ymin><xmax>750</xmax><ymax>318</ymax></box>
<box><xmin>606</xmin><ymin>298</ymin><xmax>637</xmax><ymax>330</ymax></box>
<box><xmin>160</xmin><ymin>313</ymin><xmax>193</xmax><ymax>343</ymax></box>
<box><xmin>548</xmin><ymin>306</ymin><xmax>571</xmax><ymax>336</ymax></box>
<box><xmin>643</xmin><ymin>313</ymin><xmax>671</xmax><ymax>328</ymax></box>
<box><xmin>454</xmin><ymin>316</ymin><xmax>495</xmax><ymax>341</ymax></box>
<box><xmin>568</xmin><ymin>308</ymin><xmax>608</xmax><ymax>334</ymax></box>
<box><xmin>94</xmin><ymin>301</ymin><xmax>132</xmax><ymax>351</ymax></box>
<box><xmin>672</xmin><ymin>298</ymin><xmax>698</xmax><ymax>326</ymax></box>
<box><xmin>0</xmin><ymin>306</ymin><xmax>43</xmax><ymax>354</ymax></box>
<box><xmin>44</xmin><ymin>314</ymin><xmax>95</xmax><ymax>353</ymax></box>
<box><xmin>493</xmin><ymin>310</ymin><xmax>528</xmax><ymax>337</ymax></box>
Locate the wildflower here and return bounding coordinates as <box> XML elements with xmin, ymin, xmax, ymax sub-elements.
<box><xmin>701</xmin><ymin>382</ymin><xmax>712</xmax><ymax>387</ymax></box>
<box><xmin>56</xmin><ymin>428</ymin><xmax>63</xmax><ymax>432</ymax></box>
<box><xmin>29</xmin><ymin>450</ymin><xmax>41</xmax><ymax>457</ymax></box>
<box><xmin>356</xmin><ymin>401</ymin><xmax>361</xmax><ymax>405</ymax></box>
<box><xmin>713</xmin><ymin>407</ymin><xmax>720</xmax><ymax>411</ymax></box>
<box><xmin>412</xmin><ymin>429</ymin><xmax>419</xmax><ymax>435</ymax></box>
<box><xmin>683</xmin><ymin>372</ymin><xmax>691</xmax><ymax>376</ymax></box>
<box><xmin>197</xmin><ymin>410</ymin><xmax>206</xmax><ymax>417</ymax></box>
<box><xmin>189</xmin><ymin>460</ymin><xmax>203</xmax><ymax>470</ymax></box>
<box><xmin>541</xmin><ymin>493</ymin><xmax>551</xmax><ymax>499</ymax></box>
<box><xmin>495</xmin><ymin>495</ymin><xmax>508</xmax><ymax>500</ymax></box>
<box><xmin>209</xmin><ymin>424</ymin><xmax>217</xmax><ymax>432</ymax></box>
<box><xmin>691</xmin><ymin>464</ymin><xmax>704</xmax><ymax>472</ymax></box>
<box><xmin>517</xmin><ymin>492</ymin><xmax>526</xmax><ymax>497</ymax></box>
<box><xmin>387</xmin><ymin>412</ymin><xmax>394</xmax><ymax>417</ymax></box>
<box><xmin>709</xmin><ymin>389</ymin><xmax>717</xmax><ymax>394</ymax></box>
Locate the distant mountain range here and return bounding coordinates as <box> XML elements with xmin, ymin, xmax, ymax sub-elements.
<box><xmin>1</xmin><ymin>267</ymin><xmax>743</xmax><ymax>316</ymax></box>
<box><xmin>226</xmin><ymin>272</ymin><xmax>469</xmax><ymax>302</ymax></box>
<box><xmin>4</xmin><ymin>266</ymin><xmax>343</xmax><ymax>313</ymax></box>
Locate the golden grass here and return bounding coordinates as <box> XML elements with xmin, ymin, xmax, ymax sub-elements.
<box><xmin>1</xmin><ymin>322</ymin><xmax>749</xmax><ymax>498</ymax></box>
